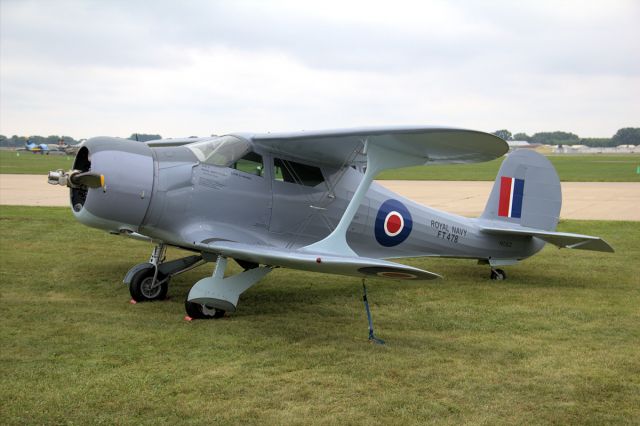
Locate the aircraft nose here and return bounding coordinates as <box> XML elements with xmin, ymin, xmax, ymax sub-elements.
<box><xmin>66</xmin><ymin>137</ymin><xmax>155</xmax><ymax>233</ymax></box>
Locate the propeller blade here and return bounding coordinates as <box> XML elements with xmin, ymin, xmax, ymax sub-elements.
<box><xmin>70</xmin><ymin>172</ymin><xmax>104</xmax><ymax>188</ymax></box>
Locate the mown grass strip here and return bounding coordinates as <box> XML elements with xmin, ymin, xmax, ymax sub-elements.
<box><xmin>1</xmin><ymin>206</ymin><xmax>638</xmax><ymax>424</ymax></box>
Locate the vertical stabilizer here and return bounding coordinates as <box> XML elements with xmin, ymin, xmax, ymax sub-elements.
<box><xmin>481</xmin><ymin>150</ymin><xmax>561</xmax><ymax>231</ymax></box>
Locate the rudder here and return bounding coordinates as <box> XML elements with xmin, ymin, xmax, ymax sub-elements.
<box><xmin>481</xmin><ymin>150</ymin><xmax>561</xmax><ymax>231</ymax></box>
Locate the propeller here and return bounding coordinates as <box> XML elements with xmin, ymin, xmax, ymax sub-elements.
<box><xmin>48</xmin><ymin>169</ymin><xmax>104</xmax><ymax>189</ymax></box>
<box><xmin>69</xmin><ymin>172</ymin><xmax>104</xmax><ymax>188</ymax></box>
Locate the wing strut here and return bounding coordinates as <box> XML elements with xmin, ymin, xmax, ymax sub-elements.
<box><xmin>303</xmin><ymin>140</ymin><xmax>427</xmax><ymax>256</ymax></box>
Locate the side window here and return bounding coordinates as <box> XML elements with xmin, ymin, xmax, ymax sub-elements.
<box><xmin>273</xmin><ymin>158</ymin><xmax>325</xmax><ymax>187</ymax></box>
<box><xmin>233</xmin><ymin>151</ymin><xmax>263</xmax><ymax>176</ymax></box>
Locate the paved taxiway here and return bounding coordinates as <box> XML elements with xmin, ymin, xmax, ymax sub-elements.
<box><xmin>0</xmin><ymin>174</ymin><xmax>638</xmax><ymax>220</ymax></box>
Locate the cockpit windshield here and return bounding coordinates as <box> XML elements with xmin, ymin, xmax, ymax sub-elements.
<box><xmin>187</xmin><ymin>135</ymin><xmax>250</xmax><ymax>167</ymax></box>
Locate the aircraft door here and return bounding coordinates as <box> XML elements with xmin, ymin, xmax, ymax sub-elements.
<box><xmin>188</xmin><ymin>150</ymin><xmax>272</xmax><ymax>236</ymax></box>
<box><xmin>268</xmin><ymin>156</ymin><xmax>336</xmax><ymax>245</ymax></box>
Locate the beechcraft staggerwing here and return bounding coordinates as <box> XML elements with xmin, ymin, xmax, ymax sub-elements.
<box><xmin>48</xmin><ymin>126</ymin><xmax>613</xmax><ymax>320</ymax></box>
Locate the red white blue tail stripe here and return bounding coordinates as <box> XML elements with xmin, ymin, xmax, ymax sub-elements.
<box><xmin>498</xmin><ymin>176</ymin><xmax>525</xmax><ymax>218</ymax></box>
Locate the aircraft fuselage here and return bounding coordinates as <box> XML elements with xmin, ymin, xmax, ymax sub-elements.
<box><xmin>74</xmin><ymin>141</ymin><xmax>543</xmax><ymax>265</ymax></box>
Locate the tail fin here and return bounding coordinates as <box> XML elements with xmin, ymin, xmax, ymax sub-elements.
<box><xmin>481</xmin><ymin>150</ymin><xmax>561</xmax><ymax>231</ymax></box>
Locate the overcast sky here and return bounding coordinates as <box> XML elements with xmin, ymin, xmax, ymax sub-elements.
<box><xmin>1</xmin><ymin>0</ymin><xmax>638</xmax><ymax>139</ymax></box>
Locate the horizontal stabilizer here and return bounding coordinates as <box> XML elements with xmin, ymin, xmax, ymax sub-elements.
<box><xmin>481</xmin><ymin>226</ymin><xmax>614</xmax><ymax>252</ymax></box>
<box><xmin>198</xmin><ymin>241</ymin><xmax>441</xmax><ymax>281</ymax></box>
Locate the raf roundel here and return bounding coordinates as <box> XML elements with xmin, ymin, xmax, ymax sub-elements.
<box><xmin>375</xmin><ymin>199</ymin><xmax>413</xmax><ymax>247</ymax></box>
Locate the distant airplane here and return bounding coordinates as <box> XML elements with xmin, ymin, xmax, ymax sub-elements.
<box><xmin>47</xmin><ymin>126</ymin><xmax>614</xmax><ymax>323</ymax></box>
<box><xmin>17</xmin><ymin>140</ymin><xmax>85</xmax><ymax>155</ymax></box>
<box><xmin>19</xmin><ymin>141</ymin><xmax>50</xmax><ymax>154</ymax></box>
<box><xmin>57</xmin><ymin>139</ymin><xmax>85</xmax><ymax>156</ymax></box>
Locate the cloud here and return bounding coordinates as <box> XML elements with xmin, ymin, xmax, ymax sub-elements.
<box><xmin>1</xmin><ymin>0</ymin><xmax>638</xmax><ymax>138</ymax></box>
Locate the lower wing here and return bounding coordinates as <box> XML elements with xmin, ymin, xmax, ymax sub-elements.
<box><xmin>197</xmin><ymin>241</ymin><xmax>441</xmax><ymax>281</ymax></box>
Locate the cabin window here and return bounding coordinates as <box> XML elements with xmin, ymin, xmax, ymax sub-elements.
<box><xmin>233</xmin><ymin>151</ymin><xmax>264</xmax><ymax>176</ymax></box>
<box><xmin>187</xmin><ymin>135</ymin><xmax>250</xmax><ymax>167</ymax></box>
<box><xmin>273</xmin><ymin>158</ymin><xmax>325</xmax><ymax>187</ymax></box>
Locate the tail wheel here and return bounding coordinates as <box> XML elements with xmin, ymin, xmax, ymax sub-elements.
<box><xmin>490</xmin><ymin>268</ymin><xmax>506</xmax><ymax>280</ymax></box>
<box><xmin>129</xmin><ymin>268</ymin><xmax>169</xmax><ymax>302</ymax></box>
<box><xmin>185</xmin><ymin>299</ymin><xmax>225</xmax><ymax>319</ymax></box>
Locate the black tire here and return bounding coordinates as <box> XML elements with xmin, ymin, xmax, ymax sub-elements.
<box><xmin>235</xmin><ymin>258</ymin><xmax>259</xmax><ymax>271</ymax></box>
<box><xmin>129</xmin><ymin>268</ymin><xmax>169</xmax><ymax>302</ymax></box>
<box><xmin>184</xmin><ymin>299</ymin><xmax>225</xmax><ymax>319</ymax></box>
<box><xmin>490</xmin><ymin>268</ymin><xmax>507</xmax><ymax>281</ymax></box>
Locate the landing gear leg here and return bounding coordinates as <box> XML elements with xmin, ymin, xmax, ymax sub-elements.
<box><xmin>490</xmin><ymin>268</ymin><xmax>507</xmax><ymax>281</ymax></box>
<box><xmin>362</xmin><ymin>280</ymin><xmax>385</xmax><ymax>345</ymax></box>
<box><xmin>186</xmin><ymin>256</ymin><xmax>272</xmax><ymax>319</ymax></box>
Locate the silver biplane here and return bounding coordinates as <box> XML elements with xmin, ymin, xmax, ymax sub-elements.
<box><xmin>48</xmin><ymin>127</ymin><xmax>613</xmax><ymax>322</ymax></box>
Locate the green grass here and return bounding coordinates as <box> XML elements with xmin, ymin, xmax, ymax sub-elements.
<box><xmin>377</xmin><ymin>154</ymin><xmax>640</xmax><ymax>181</ymax></box>
<box><xmin>0</xmin><ymin>150</ymin><xmax>75</xmax><ymax>174</ymax></box>
<box><xmin>1</xmin><ymin>206</ymin><xmax>638</xmax><ymax>424</ymax></box>
<box><xmin>2</xmin><ymin>149</ymin><xmax>640</xmax><ymax>181</ymax></box>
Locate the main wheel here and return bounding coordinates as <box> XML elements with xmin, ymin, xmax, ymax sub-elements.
<box><xmin>185</xmin><ymin>300</ymin><xmax>225</xmax><ymax>319</ymax></box>
<box><xmin>490</xmin><ymin>268</ymin><xmax>507</xmax><ymax>280</ymax></box>
<box><xmin>129</xmin><ymin>268</ymin><xmax>169</xmax><ymax>302</ymax></box>
<box><xmin>235</xmin><ymin>258</ymin><xmax>258</xmax><ymax>270</ymax></box>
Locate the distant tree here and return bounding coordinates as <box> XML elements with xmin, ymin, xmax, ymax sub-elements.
<box><xmin>492</xmin><ymin>129</ymin><xmax>512</xmax><ymax>141</ymax></box>
<box><xmin>612</xmin><ymin>128</ymin><xmax>640</xmax><ymax>146</ymax></box>
<box><xmin>129</xmin><ymin>133</ymin><xmax>162</xmax><ymax>142</ymax></box>
<box><xmin>513</xmin><ymin>132</ymin><xmax>531</xmax><ymax>141</ymax></box>
<box><xmin>580</xmin><ymin>138</ymin><xmax>614</xmax><ymax>147</ymax></box>
<box><xmin>59</xmin><ymin>136</ymin><xmax>80</xmax><ymax>145</ymax></box>
<box><xmin>530</xmin><ymin>131</ymin><xmax>580</xmax><ymax>145</ymax></box>
<box><xmin>0</xmin><ymin>134</ymin><xmax>81</xmax><ymax>147</ymax></box>
<box><xmin>29</xmin><ymin>135</ymin><xmax>46</xmax><ymax>145</ymax></box>
<box><xmin>45</xmin><ymin>135</ymin><xmax>61</xmax><ymax>144</ymax></box>
<box><xmin>10</xmin><ymin>135</ymin><xmax>27</xmax><ymax>147</ymax></box>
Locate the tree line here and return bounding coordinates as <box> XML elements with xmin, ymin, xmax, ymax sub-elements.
<box><xmin>492</xmin><ymin>128</ymin><xmax>640</xmax><ymax>147</ymax></box>
<box><xmin>0</xmin><ymin>133</ymin><xmax>162</xmax><ymax>147</ymax></box>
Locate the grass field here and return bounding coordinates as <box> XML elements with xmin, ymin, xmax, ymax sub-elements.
<box><xmin>0</xmin><ymin>150</ymin><xmax>74</xmax><ymax>174</ymax></box>
<box><xmin>1</xmin><ymin>206</ymin><xmax>638</xmax><ymax>424</ymax></box>
<box><xmin>1</xmin><ymin>149</ymin><xmax>639</xmax><ymax>181</ymax></box>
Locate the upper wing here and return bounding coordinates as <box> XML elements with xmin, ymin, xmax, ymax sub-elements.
<box><xmin>146</xmin><ymin>136</ymin><xmax>216</xmax><ymax>148</ymax></box>
<box><xmin>245</xmin><ymin>126</ymin><xmax>508</xmax><ymax>168</ymax></box>
<box><xmin>481</xmin><ymin>226</ymin><xmax>614</xmax><ymax>252</ymax></box>
<box><xmin>198</xmin><ymin>241</ymin><xmax>441</xmax><ymax>281</ymax></box>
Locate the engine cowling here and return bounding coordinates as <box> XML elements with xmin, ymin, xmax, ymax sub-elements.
<box><xmin>48</xmin><ymin>137</ymin><xmax>155</xmax><ymax>233</ymax></box>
